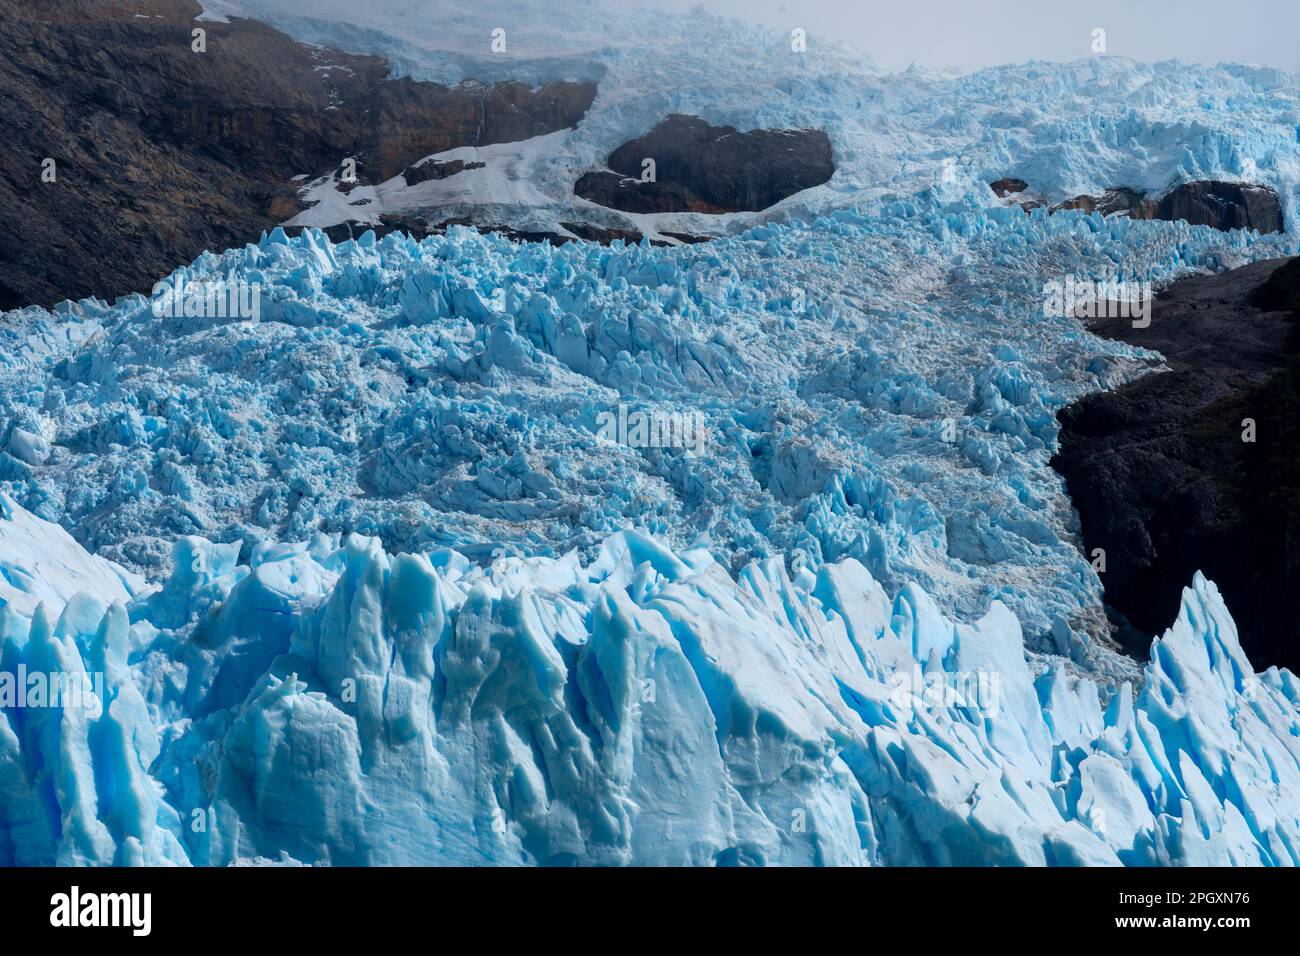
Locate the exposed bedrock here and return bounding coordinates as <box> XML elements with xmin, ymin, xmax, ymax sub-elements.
<box><xmin>574</xmin><ymin>114</ymin><xmax>834</xmax><ymax>214</ymax></box>
<box><xmin>989</xmin><ymin>177</ymin><xmax>1028</xmax><ymax>198</ymax></box>
<box><xmin>0</xmin><ymin>0</ymin><xmax>595</xmax><ymax>308</ymax></box>
<box><xmin>402</xmin><ymin>159</ymin><xmax>487</xmax><ymax>187</ymax></box>
<box><xmin>1132</xmin><ymin>180</ymin><xmax>1285</xmax><ymax>234</ymax></box>
<box><xmin>1051</xmin><ymin>187</ymin><xmax>1146</xmax><ymax>217</ymax></box>
<box><xmin>992</xmin><ymin>177</ymin><xmax>1284</xmax><ymax>233</ymax></box>
<box><xmin>1051</xmin><ymin>257</ymin><xmax>1300</xmax><ymax>671</ymax></box>
<box><xmin>310</xmin><ymin>217</ymin><xmax>683</xmax><ymax>249</ymax></box>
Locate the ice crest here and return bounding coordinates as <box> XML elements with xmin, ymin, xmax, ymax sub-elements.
<box><xmin>1</xmin><ymin>499</ymin><xmax>1297</xmax><ymax>865</ymax></box>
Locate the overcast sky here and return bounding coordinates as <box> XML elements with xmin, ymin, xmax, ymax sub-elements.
<box><xmin>662</xmin><ymin>0</ymin><xmax>1300</xmax><ymax>73</ymax></box>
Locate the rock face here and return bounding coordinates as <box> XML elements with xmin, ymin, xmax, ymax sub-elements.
<box><xmin>989</xmin><ymin>177</ymin><xmax>1028</xmax><ymax>197</ymax></box>
<box><xmin>1130</xmin><ymin>180</ymin><xmax>1285</xmax><ymax>234</ymax></box>
<box><xmin>993</xmin><ymin>177</ymin><xmax>1284</xmax><ymax>233</ymax></box>
<box><xmin>0</xmin><ymin>0</ymin><xmax>595</xmax><ymax>309</ymax></box>
<box><xmin>312</xmin><ymin>216</ymin><xmax>684</xmax><ymax>249</ymax></box>
<box><xmin>1052</xmin><ymin>257</ymin><xmax>1300</xmax><ymax>671</ymax></box>
<box><xmin>575</xmin><ymin>114</ymin><xmax>833</xmax><ymax>214</ymax></box>
<box><xmin>402</xmin><ymin>159</ymin><xmax>487</xmax><ymax>187</ymax></box>
<box><xmin>1051</xmin><ymin>187</ymin><xmax>1145</xmax><ymax>217</ymax></box>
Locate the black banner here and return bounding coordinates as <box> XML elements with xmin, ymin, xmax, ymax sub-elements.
<box><xmin>0</xmin><ymin>866</ymin><xmax>1286</xmax><ymax>942</ymax></box>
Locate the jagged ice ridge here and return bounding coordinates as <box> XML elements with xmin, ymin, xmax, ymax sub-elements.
<box><xmin>1</xmin><ymin>493</ymin><xmax>1298</xmax><ymax>865</ymax></box>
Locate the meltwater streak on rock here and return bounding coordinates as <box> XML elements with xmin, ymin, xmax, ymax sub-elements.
<box><xmin>0</xmin><ymin>495</ymin><xmax>1297</xmax><ymax>866</ymax></box>
<box><xmin>1052</xmin><ymin>257</ymin><xmax>1300</xmax><ymax>671</ymax></box>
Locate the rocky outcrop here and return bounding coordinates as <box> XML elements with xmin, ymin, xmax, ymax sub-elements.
<box><xmin>308</xmin><ymin>217</ymin><xmax>697</xmax><ymax>249</ymax></box>
<box><xmin>989</xmin><ymin>177</ymin><xmax>1028</xmax><ymax>197</ymax></box>
<box><xmin>402</xmin><ymin>159</ymin><xmax>487</xmax><ymax>187</ymax></box>
<box><xmin>1130</xmin><ymin>180</ymin><xmax>1284</xmax><ymax>233</ymax></box>
<box><xmin>1051</xmin><ymin>187</ymin><xmax>1145</xmax><ymax>217</ymax></box>
<box><xmin>993</xmin><ymin>176</ymin><xmax>1284</xmax><ymax>233</ymax></box>
<box><xmin>574</xmin><ymin>172</ymin><xmax>720</xmax><ymax>214</ymax></box>
<box><xmin>0</xmin><ymin>0</ymin><xmax>595</xmax><ymax>309</ymax></box>
<box><xmin>556</xmin><ymin>221</ymin><xmax>649</xmax><ymax>244</ymax></box>
<box><xmin>310</xmin><ymin>217</ymin><xmax>700</xmax><ymax>249</ymax></box>
<box><xmin>575</xmin><ymin>114</ymin><xmax>833</xmax><ymax>214</ymax></box>
<box><xmin>1052</xmin><ymin>257</ymin><xmax>1300</xmax><ymax>671</ymax></box>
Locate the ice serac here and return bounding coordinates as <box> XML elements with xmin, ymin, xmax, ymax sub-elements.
<box><xmin>1</xmin><ymin>499</ymin><xmax>1296</xmax><ymax>866</ymax></box>
<box><xmin>0</xmin><ymin>493</ymin><xmax>142</xmax><ymax>620</ymax></box>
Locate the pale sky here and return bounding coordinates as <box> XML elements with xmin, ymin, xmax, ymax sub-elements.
<box><xmin>662</xmin><ymin>0</ymin><xmax>1300</xmax><ymax>73</ymax></box>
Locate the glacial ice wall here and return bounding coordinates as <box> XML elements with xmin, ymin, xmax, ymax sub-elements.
<box><xmin>2</xmin><ymin>212</ymin><xmax>1298</xmax><ymax>865</ymax></box>
<box><xmin>1</xmin><ymin>495</ymin><xmax>1296</xmax><ymax>866</ymax></box>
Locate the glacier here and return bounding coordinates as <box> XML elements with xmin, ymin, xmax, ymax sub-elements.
<box><xmin>1</xmin><ymin>494</ymin><xmax>1297</xmax><ymax>865</ymax></box>
<box><xmin>209</xmin><ymin>1</ymin><xmax>1300</xmax><ymax>243</ymax></box>
<box><xmin>2</xmin><ymin>213</ymin><xmax>1296</xmax><ymax>658</ymax></box>
<box><xmin>4</xmin><ymin>2</ymin><xmax>1300</xmax><ymax>865</ymax></box>
<box><xmin>3</xmin><ymin>207</ymin><xmax>1300</xmax><ymax>866</ymax></box>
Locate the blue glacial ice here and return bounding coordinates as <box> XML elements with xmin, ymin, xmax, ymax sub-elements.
<box><xmin>0</xmin><ymin>215</ymin><xmax>1299</xmax><ymax>866</ymax></box>
<box><xmin>2</xmin><ymin>212</ymin><xmax>1297</xmax><ymax>655</ymax></box>
<box><xmin>4</xmin><ymin>22</ymin><xmax>1300</xmax><ymax>862</ymax></box>
<box><xmin>1</xmin><ymin>494</ymin><xmax>1298</xmax><ymax>865</ymax></box>
<box><xmin>3</xmin><ymin>216</ymin><xmax>1300</xmax><ymax>866</ymax></box>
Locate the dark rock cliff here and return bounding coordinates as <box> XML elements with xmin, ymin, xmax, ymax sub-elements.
<box><xmin>574</xmin><ymin>114</ymin><xmax>834</xmax><ymax>214</ymax></box>
<box><xmin>993</xmin><ymin>177</ymin><xmax>1284</xmax><ymax>234</ymax></box>
<box><xmin>0</xmin><ymin>0</ymin><xmax>595</xmax><ymax>309</ymax></box>
<box><xmin>1052</xmin><ymin>258</ymin><xmax>1300</xmax><ymax>670</ymax></box>
<box><xmin>1131</xmin><ymin>181</ymin><xmax>1285</xmax><ymax>234</ymax></box>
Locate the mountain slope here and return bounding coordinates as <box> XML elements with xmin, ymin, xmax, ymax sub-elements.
<box><xmin>0</xmin><ymin>0</ymin><xmax>594</xmax><ymax>308</ymax></box>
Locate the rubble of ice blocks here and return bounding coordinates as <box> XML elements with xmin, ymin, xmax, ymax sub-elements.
<box><xmin>2</xmin><ymin>212</ymin><xmax>1297</xmax><ymax>660</ymax></box>
<box><xmin>0</xmin><ymin>495</ymin><xmax>1296</xmax><ymax>866</ymax></box>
